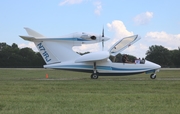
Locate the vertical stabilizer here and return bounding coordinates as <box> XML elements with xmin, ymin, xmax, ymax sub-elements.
<box><xmin>34</xmin><ymin>41</ymin><xmax>80</xmax><ymax>64</ymax></box>
<box><xmin>34</xmin><ymin>41</ymin><xmax>60</xmax><ymax>64</ymax></box>
<box><xmin>20</xmin><ymin>27</ymin><xmax>80</xmax><ymax>65</ymax></box>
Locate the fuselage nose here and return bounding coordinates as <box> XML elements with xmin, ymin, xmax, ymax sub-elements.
<box><xmin>156</xmin><ymin>64</ymin><xmax>161</xmax><ymax>69</ymax></box>
<box><xmin>146</xmin><ymin>60</ymin><xmax>161</xmax><ymax>70</ymax></box>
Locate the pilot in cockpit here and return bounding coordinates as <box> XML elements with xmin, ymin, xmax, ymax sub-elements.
<box><xmin>122</xmin><ymin>54</ymin><xmax>129</xmax><ymax>63</ymax></box>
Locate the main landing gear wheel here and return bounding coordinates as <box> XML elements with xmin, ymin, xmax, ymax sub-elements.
<box><xmin>91</xmin><ymin>73</ymin><xmax>98</xmax><ymax>79</ymax></box>
<box><xmin>91</xmin><ymin>62</ymin><xmax>98</xmax><ymax>79</ymax></box>
<box><xmin>150</xmin><ymin>74</ymin><xmax>156</xmax><ymax>79</ymax></box>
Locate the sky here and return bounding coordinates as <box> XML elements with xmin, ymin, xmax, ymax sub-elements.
<box><xmin>1</xmin><ymin>0</ymin><xmax>180</xmax><ymax>58</ymax></box>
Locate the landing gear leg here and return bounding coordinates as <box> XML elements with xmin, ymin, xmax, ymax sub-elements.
<box><xmin>91</xmin><ymin>62</ymin><xmax>98</xmax><ymax>79</ymax></box>
<box><xmin>150</xmin><ymin>74</ymin><xmax>156</xmax><ymax>79</ymax></box>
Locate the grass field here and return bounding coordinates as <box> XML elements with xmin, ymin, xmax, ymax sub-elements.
<box><xmin>0</xmin><ymin>69</ymin><xmax>180</xmax><ymax>114</ymax></box>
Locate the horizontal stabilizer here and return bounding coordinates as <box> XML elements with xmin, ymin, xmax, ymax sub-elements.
<box><xmin>19</xmin><ymin>35</ymin><xmax>36</xmax><ymax>41</ymax></box>
<box><xmin>24</xmin><ymin>27</ymin><xmax>44</xmax><ymax>37</ymax></box>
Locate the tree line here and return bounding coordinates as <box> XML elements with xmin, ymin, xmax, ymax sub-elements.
<box><xmin>0</xmin><ymin>43</ymin><xmax>180</xmax><ymax>68</ymax></box>
<box><xmin>0</xmin><ymin>43</ymin><xmax>45</xmax><ymax>68</ymax></box>
<box><xmin>145</xmin><ymin>45</ymin><xmax>180</xmax><ymax>68</ymax></box>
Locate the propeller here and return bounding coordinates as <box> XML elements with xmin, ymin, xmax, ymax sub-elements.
<box><xmin>102</xmin><ymin>27</ymin><xmax>104</xmax><ymax>37</ymax></box>
<box><xmin>102</xmin><ymin>27</ymin><xmax>104</xmax><ymax>51</ymax></box>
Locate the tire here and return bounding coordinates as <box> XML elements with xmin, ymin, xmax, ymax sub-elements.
<box><xmin>91</xmin><ymin>73</ymin><xmax>98</xmax><ymax>79</ymax></box>
<box><xmin>150</xmin><ymin>74</ymin><xmax>156</xmax><ymax>79</ymax></box>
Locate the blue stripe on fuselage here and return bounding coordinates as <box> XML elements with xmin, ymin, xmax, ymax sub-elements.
<box><xmin>56</xmin><ymin>65</ymin><xmax>149</xmax><ymax>71</ymax></box>
<box><xmin>111</xmin><ymin>67</ymin><xmax>149</xmax><ymax>71</ymax></box>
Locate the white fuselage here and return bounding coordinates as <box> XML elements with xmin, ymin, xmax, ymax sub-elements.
<box><xmin>44</xmin><ymin>59</ymin><xmax>161</xmax><ymax>76</ymax></box>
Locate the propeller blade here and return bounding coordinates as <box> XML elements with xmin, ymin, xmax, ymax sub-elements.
<box><xmin>102</xmin><ymin>27</ymin><xmax>104</xmax><ymax>37</ymax></box>
<box><xmin>101</xmin><ymin>26</ymin><xmax>105</xmax><ymax>51</ymax></box>
<box><xmin>102</xmin><ymin>39</ymin><xmax>104</xmax><ymax>51</ymax></box>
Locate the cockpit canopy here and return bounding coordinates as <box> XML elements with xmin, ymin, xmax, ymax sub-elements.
<box><xmin>109</xmin><ymin>35</ymin><xmax>140</xmax><ymax>56</ymax></box>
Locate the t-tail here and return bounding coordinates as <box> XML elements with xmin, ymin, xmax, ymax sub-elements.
<box><xmin>19</xmin><ymin>28</ymin><xmax>80</xmax><ymax>65</ymax></box>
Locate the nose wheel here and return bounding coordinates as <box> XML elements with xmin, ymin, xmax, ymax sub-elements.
<box><xmin>150</xmin><ymin>74</ymin><xmax>156</xmax><ymax>79</ymax></box>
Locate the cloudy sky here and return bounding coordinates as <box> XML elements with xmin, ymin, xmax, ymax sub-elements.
<box><xmin>1</xmin><ymin>0</ymin><xmax>180</xmax><ymax>58</ymax></box>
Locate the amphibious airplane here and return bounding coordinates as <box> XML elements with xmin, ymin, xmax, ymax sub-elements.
<box><xmin>19</xmin><ymin>27</ymin><xmax>161</xmax><ymax>79</ymax></box>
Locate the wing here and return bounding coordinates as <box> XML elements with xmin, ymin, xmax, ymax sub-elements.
<box><xmin>109</xmin><ymin>35</ymin><xmax>141</xmax><ymax>56</ymax></box>
<box><xmin>75</xmin><ymin>51</ymin><xmax>110</xmax><ymax>63</ymax></box>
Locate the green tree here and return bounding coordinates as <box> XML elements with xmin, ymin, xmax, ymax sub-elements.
<box><xmin>170</xmin><ymin>48</ymin><xmax>180</xmax><ymax>67</ymax></box>
<box><xmin>146</xmin><ymin>45</ymin><xmax>171</xmax><ymax>67</ymax></box>
<box><xmin>0</xmin><ymin>43</ymin><xmax>45</xmax><ymax>68</ymax></box>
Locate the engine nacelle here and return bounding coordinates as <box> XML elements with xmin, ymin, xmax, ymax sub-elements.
<box><xmin>90</xmin><ymin>36</ymin><xmax>96</xmax><ymax>40</ymax></box>
<box><xmin>81</xmin><ymin>33</ymin><xmax>97</xmax><ymax>40</ymax></box>
<box><xmin>73</xmin><ymin>32</ymin><xmax>110</xmax><ymax>44</ymax></box>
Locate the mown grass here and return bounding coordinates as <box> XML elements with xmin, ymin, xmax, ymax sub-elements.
<box><xmin>0</xmin><ymin>69</ymin><xmax>180</xmax><ymax>114</ymax></box>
